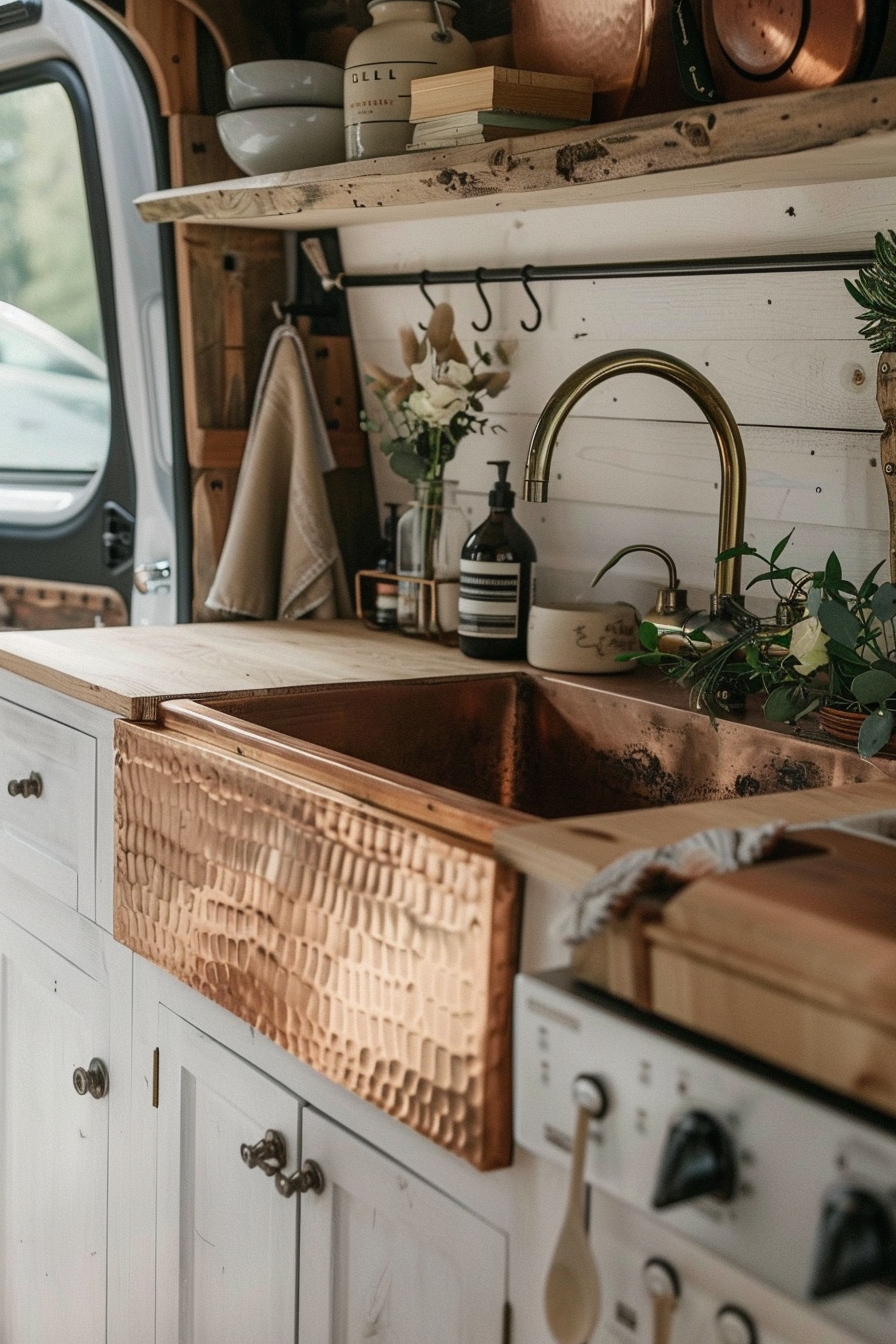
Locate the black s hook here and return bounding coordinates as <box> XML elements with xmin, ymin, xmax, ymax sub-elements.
<box><xmin>471</xmin><ymin>268</ymin><xmax>493</xmax><ymax>333</ymax></box>
<box><xmin>520</xmin><ymin>265</ymin><xmax>543</xmax><ymax>333</ymax></box>
<box><xmin>418</xmin><ymin>270</ymin><xmax>437</xmax><ymax>330</ymax></box>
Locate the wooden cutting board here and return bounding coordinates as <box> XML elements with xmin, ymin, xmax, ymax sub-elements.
<box><xmin>661</xmin><ymin>828</ymin><xmax>896</xmax><ymax>1026</ymax></box>
<box><xmin>648</xmin><ymin>827</ymin><xmax>896</xmax><ymax>1114</ymax></box>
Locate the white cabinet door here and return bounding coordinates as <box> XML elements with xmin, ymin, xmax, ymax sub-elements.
<box><xmin>299</xmin><ymin>1111</ymin><xmax>507</xmax><ymax>1344</ymax></box>
<box><xmin>155</xmin><ymin>1008</ymin><xmax>301</xmax><ymax>1344</ymax></box>
<box><xmin>0</xmin><ymin>912</ymin><xmax>108</xmax><ymax>1344</ymax></box>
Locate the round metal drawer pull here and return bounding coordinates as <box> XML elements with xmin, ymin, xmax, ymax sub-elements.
<box><xmin>240</xmin><ymin>1129</ymin><xmax>288</xmax><ymax>1177</ymax></box>
<box><xmin>275</xmin><ymin>1159</ymin><xmax>325</xmax><ymax>1200</ymax></box>
<box><xmin>241</xmin><ymin>1129</ymin><xmax>325</xmax><ymax>1198</ymax></box>
<box><xmin>73</xmin><ymin>1058</ymin><xmax>109</xmax><ymax>1100</ymax></box>
<box><xmin>8</xmin><ymin>771</ymin><xmax>42</xmax><ymax>799</ymax></box>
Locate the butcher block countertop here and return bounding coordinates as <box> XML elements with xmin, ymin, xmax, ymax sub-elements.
<box><xmin>493</xmin><ymin>779</ymin><xmax>896</xmax><ymax>890</ymax></box>
<box><xmin>0</xmin><ymin>620</ymin><xmax>510</xmax><ymax>719</ymax></box>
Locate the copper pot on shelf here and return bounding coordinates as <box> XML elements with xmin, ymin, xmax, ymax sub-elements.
<box><xmin>699</xmin><ymin>0</ymin><xmax>882</xmax><ymax>101</ymax></box>
<box><xmin>511</xmin><ymin>0</ymin><xmax>686</xmax><ymax>122</ymax></box>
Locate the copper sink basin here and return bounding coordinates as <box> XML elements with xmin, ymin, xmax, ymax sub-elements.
<box><xmin>186</xmin><ymin>670</ymin><xmax>881</xmax><ymax>827</ymax></box>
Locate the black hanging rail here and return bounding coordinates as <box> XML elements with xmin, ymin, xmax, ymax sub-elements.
<box><xmin>299</xmin><ymin>237</ymin><xmax>873</xmax><ymax>334</ymax></box>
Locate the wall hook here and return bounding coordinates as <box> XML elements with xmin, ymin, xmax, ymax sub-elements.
<box><xmin>471</xmin><ymin>269</ymin><xmax>493</xmax><ymax>333</ymax></box>
<box><xmin>418</xmin><ymin>270</ymin><xmax>437</xmax><ymax>330</ymax></box>
<box><xmin>520</xmin><ymin>266</ymin><xmax>543</xmax><ymax>332</ymax></box>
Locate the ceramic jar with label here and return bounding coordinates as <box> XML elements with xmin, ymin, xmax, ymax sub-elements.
<box><xmin>344</xmin><ymin>1</ymin><xmax>475</xmax><ymax>161</ymax></box>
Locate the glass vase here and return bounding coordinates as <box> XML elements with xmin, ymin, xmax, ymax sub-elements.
<box><xmin>396</xmin><ymin>478</ymin><xmax>467</xmax><ymax>636</ymax></box>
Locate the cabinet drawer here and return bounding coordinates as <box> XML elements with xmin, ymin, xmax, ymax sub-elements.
<box><xmin>0</xmin><ymin>698</ymin><xmax>96</xmax><ymax>911</ymax></box>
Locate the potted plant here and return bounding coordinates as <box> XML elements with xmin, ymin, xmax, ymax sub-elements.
<box><xmin>623</xmin><ymin>533</ymin><xmax>896</xmax><ymax>760</ymax></box>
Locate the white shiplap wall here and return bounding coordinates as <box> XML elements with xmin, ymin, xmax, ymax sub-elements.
<box><xmin>340</xmin><ymin>168</ymin><xmax>896</xmax><ymax>617</ymax></box>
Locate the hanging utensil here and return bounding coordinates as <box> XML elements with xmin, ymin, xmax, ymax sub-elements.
<box><xmin>544</xmin><ymin>1075</ymin><xmax>609</xmax><ymax>1344</ymax></box>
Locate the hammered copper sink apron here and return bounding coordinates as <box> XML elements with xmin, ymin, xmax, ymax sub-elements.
<box><xmin>113</xmin><ymin>671</ymin><xmax>881</xmax><ymax>1169</ymax></box>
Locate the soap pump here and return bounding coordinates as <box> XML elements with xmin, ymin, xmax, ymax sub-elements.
<box><xmin>458</xmin><ymin>460</ymin><xmax>537</xmax><ymax>660</ymax></box>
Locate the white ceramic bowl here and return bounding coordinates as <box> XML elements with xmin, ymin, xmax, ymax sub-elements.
<box><xmin>226</xmin><ymin>60</ymin><xmax>343</xmax><ymax>111</ymax></box>
<box><xmin>527</xmin><ymin>601</ymin><xmax>639</xmax><ymax>674</ymax></box>
<box><xmin>217</xmin><ymin>106</ymin><xmax>345</xmax><ymax>176</ymax></box>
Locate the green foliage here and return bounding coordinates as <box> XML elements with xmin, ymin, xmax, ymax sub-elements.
<box><xmin>0</xmin><ymin>83</ymin><xmax>103</xmax><ymax>356</ymax></box>
<box><xmin>622</xmin><ymin>531</ymin><xmax>896</xmax><ymax>758</ymax></box>
<box><xmin>845</xmin><ymin>230</ymin><xmax>896</xmax><ymax>353</ymax></box>
<box><xmin>858</xmin><ymin>709</ymin><xmax>896</xmax><ymax>760</ymax></box>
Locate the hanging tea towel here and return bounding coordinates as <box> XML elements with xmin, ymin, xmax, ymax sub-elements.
<box><xmin>557</xmin><ymin>820</ymin><xmax>787</xmax><ymax>944</ymax></box>
<box><xmin>207</xmin><ymin>323</ymin><xmax>352</xmax><ymax>620</ymax></box>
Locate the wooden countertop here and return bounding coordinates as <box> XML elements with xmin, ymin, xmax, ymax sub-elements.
<box><xmin>0</xmin><ymin>620</ymin><xmax>512</xmax><ymax>720</ymax></box>
<box><xmin>494</xmin><ymin>778</ymin><xmax>896</xmax><ymax>890</ymax></box>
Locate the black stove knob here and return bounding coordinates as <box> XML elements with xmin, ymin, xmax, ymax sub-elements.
<box><xmin>808</xmin><ymin>1186</ymin><xmax>896</xmax><ymax>1300</ymax></box>
<box><xmin>652</xmin><ymin>1110</ymin><xmax>737</xmax><ymax>1210</ymax></box>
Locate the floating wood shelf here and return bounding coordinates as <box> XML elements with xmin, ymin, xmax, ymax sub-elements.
<box><xmin>135</xmin><ymin>77</ymin><xmax>896</xmax><ymax>232</ymax></box>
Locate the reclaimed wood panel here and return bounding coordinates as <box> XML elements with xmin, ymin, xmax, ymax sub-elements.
<box><xmin>114</xmin><ymin>720</ymin><xmax>520</xmax><ymax>1168</ymax></box>
<box><xmin>134</xmin><ymin>79</ymin><xmax>896</xmax><ymax>229</ymax></box>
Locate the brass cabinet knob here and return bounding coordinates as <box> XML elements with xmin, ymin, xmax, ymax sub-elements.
<box><xmin>240</xmin><ymin>1129</ymin><xmax>324</xmax><ymax>1197</ymax></box>
<box><xmin>73</xmin><ymin>1058</ymin><xmax>109</xmax><ymax>1100</ymax></box>
<box><xmin>275</xmin><ymin>1159</ymin><xmax>325</xmax><ymax>1200</ymax></box>
<box><xmin>8</xmin><ymin>771</ymin><xmax>42</xmax><ymax>799</ymax></box>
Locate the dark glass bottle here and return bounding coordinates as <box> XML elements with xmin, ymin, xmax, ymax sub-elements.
<box><xmin>373</xmin><ymin>502</ymin><xmax>400</xmax><ymax>628</ymax></box>
<box><xmin>458</xmin><ymin>461</ymin><xmax>537</xmax><ymax>660</ymax></box>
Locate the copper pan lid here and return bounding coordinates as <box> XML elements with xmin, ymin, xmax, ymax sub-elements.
<box><xmin>512</xmin><ymin>0</ymin><xmax>657</xmax><ymax>120</ymax></box>
<box><xmin>704</xmin><ymin>0</ymin><xmax>866</xmax><ymax>97</ymax></box>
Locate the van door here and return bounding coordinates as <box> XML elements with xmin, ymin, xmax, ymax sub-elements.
<box><xmin>0</xmin><ymin>1</ymin><xmax>184</xmax><ymax>626</ymax></box>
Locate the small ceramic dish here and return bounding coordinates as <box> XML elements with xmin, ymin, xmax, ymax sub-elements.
<box><xmin>527</xmin><ymin>601</ymin><xmax>639</xmax><ymax>674</ymax></box>
<box><xmin>226</xmin><ymin>60</ymin><xmax>344</xmax><ymax>111</ymax></box>
<box><xmin>217</xmin><ymin>106</ymin><xmax>345</xmax><ymax>175</ymax></box>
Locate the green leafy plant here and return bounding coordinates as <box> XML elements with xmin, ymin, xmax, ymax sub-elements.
<box><xmin>622</xmin><ymin>533</ymin><xmax>896</xmax><ymax>759</ymax></box>
<box><xmin>845</xmin><ymin>230</ymin><xmax>896</xmax><ymax>352</ymax></box>
<box><xmin>360</xmin><ymin>303</ymin><xmax>513</xmax><ymax>483</ymax></box>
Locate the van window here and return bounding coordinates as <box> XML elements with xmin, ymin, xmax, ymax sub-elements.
<box><xmin>0</xmin><ymin>80</ymin><xmax>110</xmax><ymax>507</ymax></box>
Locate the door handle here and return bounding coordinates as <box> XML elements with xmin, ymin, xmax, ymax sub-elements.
<box><xmin>240</xmin><ymin>1129</ymin><xmax>325</xmax><ymax>1197</ymax></box>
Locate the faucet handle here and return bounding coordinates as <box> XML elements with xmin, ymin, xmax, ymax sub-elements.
<box><xmin>592</xmin><ymin>545</ymin><xmax>692</xmax><ymax>631</ymax></box>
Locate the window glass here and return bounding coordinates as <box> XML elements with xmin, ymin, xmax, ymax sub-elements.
<box><xmin>0</xmin><ymin>81</ymin><xmax>110</xmax><ymax>483</ymax></box>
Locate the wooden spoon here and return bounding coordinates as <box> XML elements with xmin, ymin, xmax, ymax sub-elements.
<box><xmin>643</xmin><ymin>1258</ymin><xmax>680</xmax><ymax>1344</ymax></box>
<box><xmin>544</xmin><ymin>1103</ymin><xmax>602</xmax><ymax>1344</ymax></box>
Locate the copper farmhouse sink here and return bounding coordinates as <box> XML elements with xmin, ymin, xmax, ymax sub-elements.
<box><xmin>114</xmin><ymin>670</ymin><xmax>881</xmax><ymax>1171</ymax></box>
<box><xmin>181</xmin><ymin>670</ymin><xmax>880</xmax><ymax>822</ymax></box>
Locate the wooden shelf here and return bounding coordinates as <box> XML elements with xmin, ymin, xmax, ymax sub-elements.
<box><xmin>135</xmin><ymin>77</ymin><xmax>896</xmax><ymax>232</ymax></box>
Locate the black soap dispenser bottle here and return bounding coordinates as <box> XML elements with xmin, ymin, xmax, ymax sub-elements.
<box><xmin>458</xmin><ymin>460</ymin><xmax>537</xmax><ymax>660</ymax></box>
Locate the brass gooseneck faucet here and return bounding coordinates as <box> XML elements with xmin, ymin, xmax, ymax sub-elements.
<box><xmin>523</xmin><ymin>349</ymin><xmax>748</xmax><ymax>612</ymax></box>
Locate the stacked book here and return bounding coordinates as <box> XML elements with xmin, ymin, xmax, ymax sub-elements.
<box><xmin>408</xmin><ymin>66</ymin><xmax>593</xmax><ymax>151</ymax></box>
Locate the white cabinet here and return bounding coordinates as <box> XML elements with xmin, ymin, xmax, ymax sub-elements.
<box><xmin>299</xmin><ymin>1111</ymin><xmax>508</xmax><ymax>1344</ymax></box>
<box><xmin>154</xmin><ymin>1009</ymin><xmax>301</xmax><ymax>1344</ymax></box>
<box><xmin>150</xmin><ymin>1003</ymin><xmax>508</xmax><ymax>1344</ymax></box>
<box><xmin>0</xmin><ymin>910</ymin><xmax>109</xmax><ymax>1344</ymax></box>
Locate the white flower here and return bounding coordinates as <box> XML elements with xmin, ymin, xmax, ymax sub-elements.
<box><xmin>789</xmin><ymin>617</ymin><xmax>830</xmax><ymax>676</ymax></box>
<box><xmin>407</xmin><ymin>388</ymin><xmax>463</xmax><ymax>428</ymax></box>
<box><xmin>439</xmin><ymin>360</ymin><xmax>473</xmax><ymax>388</ymax></box>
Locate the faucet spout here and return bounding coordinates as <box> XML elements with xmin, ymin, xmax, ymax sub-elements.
<box><xmin>522</xmin><ymin>349</ymin><xmax>747</xmax><ymax>602</ymax></box>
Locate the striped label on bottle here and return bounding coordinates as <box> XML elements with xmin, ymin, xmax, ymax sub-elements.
<box><xmin>458</xmin><ymin>560</ymin><xmax>521</xmax><ymax>639</ymax></box>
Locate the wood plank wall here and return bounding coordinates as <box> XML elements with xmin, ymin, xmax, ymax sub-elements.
<box><xmin>342</xmin><ymin>174</ymin><xmax>895</xmax><ymax>617</ymax></box>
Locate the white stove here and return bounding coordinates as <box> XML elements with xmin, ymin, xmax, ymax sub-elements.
<box><xmin>514</xmin><ymin>972</ymin><xmax>896</xmax><ymax>1344</ymax></box>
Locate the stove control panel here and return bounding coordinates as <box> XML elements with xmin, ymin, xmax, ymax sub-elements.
<box><xmin>514</xmin><ymin>974</ymin><xmax>896</xmax><ymax>1344</ymax></box>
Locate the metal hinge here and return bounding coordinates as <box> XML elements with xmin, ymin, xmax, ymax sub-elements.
<box><xmin>502</xmin><ymin>1302</ymin><xmax>512</xmax><ymax>1344</ymax></box>
<box><xmin>152</xmin><ymin>1047</ymin><xmax>160</xmax><ymax>1108</ymax></box>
